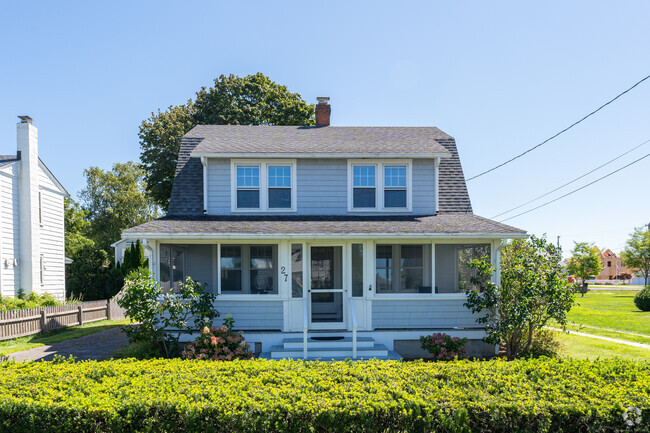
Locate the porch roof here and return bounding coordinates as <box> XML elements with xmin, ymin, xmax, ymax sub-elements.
<box><xmin>123</xmin><ymin>214</ymin><xmax>526</xmax><ymax>238</ymax></box>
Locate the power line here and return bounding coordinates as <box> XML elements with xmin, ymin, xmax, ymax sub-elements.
<box><xmin>491</xmin><ymin>138</ymin><xmax>650</xmax><ymax>219</ymax></box>
<box><xmin>499</xmin><ymin>153</ymin><xmax>650</xmax><ymax>222</ymax></box>
<box><xmin>466</xmin><ymin>73</ymin><xmax>650</xmax><ymax>182</ymax></box>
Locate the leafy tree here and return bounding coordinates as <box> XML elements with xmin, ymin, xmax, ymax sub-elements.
<box><xmin>621</xmin><ymin>227</ymin><xmax>650</xmax><ymax>286</ymax></box>
<box><xmin>79</xmin><ymin>161</ymin><xmax>159</xmax><ymax>256</ymax></box>
<box><xmin>66</xmin><ymin>244</ymin><xmax>108</xmax><ymax>300</ymax></box>
<box><xmin>139</xmin><ymin>73</ymin><xmax>315</xmax><ymax>210</ymax></box>
<box><xmin>566</xmin><ymin>242</ymin><xmax>603</xmax><ymax>289</ymax></box>
<box><xmin>64</xmin><ymin>197</ymin><xmax>93</xmax><ymax>258</ymax></box>
<box><xmin>464</xmin><ymin>236</ymin><xmax>575</xmax><ymax>360</ymax></box>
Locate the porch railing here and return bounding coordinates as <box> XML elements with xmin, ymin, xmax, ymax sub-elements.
<box><xmin>348</xmin><ymin>297</ymin><xmax>358</xmax><ymax>359</ymax></box>
<box><xmin>302</xmin><ymin>296</ymin><xmax>308</xmax><ymax>360</ymax></box>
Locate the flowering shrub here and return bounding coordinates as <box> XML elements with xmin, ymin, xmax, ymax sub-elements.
<box><xmin>182</xmin><ymin>315</ymin><xmax>253</xmax><ymax>361</ymax></box>
<box><xmin>420</xmin><ymin>332</ymin><xmax>468</xmax><ymax>360</ymax></box>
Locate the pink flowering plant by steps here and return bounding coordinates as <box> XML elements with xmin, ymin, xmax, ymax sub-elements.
<box><xmin>420</xmin><ymin>332</ymin><xmax>468</xmax><ymax>361</ymax></box>
<box><xmin>182</xmin><ymin>314</ymin><xmax>253</xmax><ymax>361</ymax></box>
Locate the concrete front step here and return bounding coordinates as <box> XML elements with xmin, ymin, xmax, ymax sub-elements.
<box><xmin>282</xmin><ymin>336</ymin><xmax>375</xmax><ymax>349</ymax></box>
<box><xmin>270</xmin><ymin>344</ymin><xmax>390</xmax><ymax>359</ymax></box>
<box><xmin>259</xmin><ymin>349</ymin><xmax>403</xmax><ymax>361</ymax></box>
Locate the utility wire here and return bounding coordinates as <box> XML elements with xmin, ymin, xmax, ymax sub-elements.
<box><xmin>491</xmin><ymin>138</ymin><xmax>650</xmax><ymax>219</ymax></box>
<box><xmin>499</xmin><ymin>153</ymin><xmax>650</xmax><ymax>222</ymax></box>
<box><xmin>466</xmin><ymin>73</ymin><xmax>650</xmax><ymax>182</ymax></box>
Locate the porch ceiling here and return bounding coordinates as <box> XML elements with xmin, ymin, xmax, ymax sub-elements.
<box><xmin>123</xmin><ymin>214</ymin><xmax>526</xmax><ymax>238</ymax></box>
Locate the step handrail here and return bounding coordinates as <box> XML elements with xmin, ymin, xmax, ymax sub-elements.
<box><xmin>303</xmin><ymin>296</ymin><xmax>308</xmax><ymax>360</ymax></box>
<box><xmin>348</xmin><ymin>296</ymin><xmax>358</xmax><ymax>359</ymax></box>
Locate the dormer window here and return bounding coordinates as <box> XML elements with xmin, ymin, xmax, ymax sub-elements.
<box><xmin>231</xmin><ymin>160</ymin><xmax>297</xmax><ymax>212</ymax></box>
<box><xmin>236</xmin><ymin>165</ymin><xmax>260</xmax><ymax>208</ymax></box>
<box><xmin>383</xmin><ymin>165</ymin><xmax>406</xmax><ymax>208</ymax></box>
<box><xmin>348</xmin><ymin>160</ymin><xmax>412</xmax><ymax>212</ymax></box>
<box><xmin>352</xmin><ymin>165</ymin><xmax>376</xmax><ymax>208</ymax></box>
<box><xmin>268</xmin><ymin>165</ymin><xmax>292</xmax><ymax>208</ymax></box>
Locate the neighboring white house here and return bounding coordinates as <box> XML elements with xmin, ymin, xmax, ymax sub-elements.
<box><xmin>116</xmin><ymin>98</ymin><xmax>527</xmax><ymax>360</ymax></box>
<box><xmin>0</xmin><ymin>117</ymin><xmax>67</xmax><ymax>300</ymax></box>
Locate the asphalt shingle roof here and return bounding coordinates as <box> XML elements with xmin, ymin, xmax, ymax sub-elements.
<box><xmin>187</xmin><ymin>125</ymin><xmax>452</xmax><ymax>156</ymax></box>
<box><xmin>125</xmin><ymin>214</ymin><xmax>525</xmax><ymax>236</ymax></box>
<box><xmin>167</xmin><ymin>126</ymin><xmax>473</xmax><ymax>216</ymax></box>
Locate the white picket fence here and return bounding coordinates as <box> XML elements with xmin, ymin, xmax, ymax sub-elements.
<box><xmin>0</xmin><ymin>298</ymin><xmax>125</xmax><ymax>341</ymax></box>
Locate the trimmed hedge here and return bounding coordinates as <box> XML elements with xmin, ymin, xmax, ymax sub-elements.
<box><xmin>0</xmin><ymin>358</ymin><xmax>648</xmax><ymax>432</ymax></box>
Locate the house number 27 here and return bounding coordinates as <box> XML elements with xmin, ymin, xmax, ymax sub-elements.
<box><xmin>280</xmin><ymin>266</ymin><xmax>288</xmax><ymax>282</ymax></box>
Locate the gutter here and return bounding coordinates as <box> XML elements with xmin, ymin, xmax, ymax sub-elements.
<box><xmin>119</xmin><ymin>232</ymin><xmax>529</xmax><ymax>241</ymax></box>
<box><xmin>190</xmin><ymin>152</ymin><xmax>452</xmax><ymax>159</ymax></box>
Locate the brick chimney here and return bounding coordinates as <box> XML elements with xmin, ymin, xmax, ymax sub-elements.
<box><xmin>315</xmin><ymin>97</ymin><xmax>331</xmax><ymax>126</ymax></box>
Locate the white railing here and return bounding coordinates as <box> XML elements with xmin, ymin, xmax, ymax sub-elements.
<box><xmin>302</xmin><ymin>296</ymin><xmax>308</xmax><ymax>360</ymax></box>
<box><xmin>348</xmin><ymin>297</ymin><xmax>358</xmax><ymax>359</ymax></box>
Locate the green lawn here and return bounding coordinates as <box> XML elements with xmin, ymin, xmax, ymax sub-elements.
<box><xmin>553</xmin><ymin>330</ymin><xmax>650</xmax><ymax>362</ymax></box>
<box><xmin>0</xmin><ymin>319</ymin><xmax>130</xmax><ymax>355</ymax></box>
<box><xmin>564</xmin><ymin>290</ymin><xmax>650</xmax><ymax>339</ymax></box>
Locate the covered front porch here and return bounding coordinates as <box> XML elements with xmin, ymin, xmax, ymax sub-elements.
<box><xmin>116</xmin><ymin>235</ymin><xmax>508</xmax><ymax>359</ymax></box>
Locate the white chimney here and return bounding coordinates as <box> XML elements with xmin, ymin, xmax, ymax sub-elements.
<box><xmin>17</xmin><ymin>116</ymin><xmax>41</xmax><ymax>293</ymax></box>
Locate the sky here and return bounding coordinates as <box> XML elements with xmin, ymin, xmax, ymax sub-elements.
<box><xmin>1</xmin><ymin>1</ymin><xmax>649</xmax><ymax>257</ymax></box>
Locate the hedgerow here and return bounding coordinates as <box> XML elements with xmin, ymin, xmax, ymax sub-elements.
<box><xmin>0</xmin><ymin>357</ymin><xmax>648</xmax><ymax>432</ymax></box>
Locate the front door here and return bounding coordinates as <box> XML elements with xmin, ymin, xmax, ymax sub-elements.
<box><xmin>309</xmin><ymin>246</ymin><xmax>346</xmax><ymax>329</ymax></box>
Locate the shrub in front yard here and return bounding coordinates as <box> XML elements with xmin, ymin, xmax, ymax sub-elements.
<box><xmin>0</xmin><ymin>357</ymin><xmax>648</xmax><ymax>432</ymax></box>
<box><xmin>0</xmin><ymin>292</ymin><xmax>58</xmax><ymax>312</ymax></box>
<box><xmin>182</xmin><ymin>315</ymin><xmax>253</xmax><ymax>361</ymax></box>
<box><xmin>420</xmin><ymin>333</ymin><xmax>467</xmax><ymax>360</ymax></box>
<box><xmin>118</xmin><ymin>273</ymin><xmax>219</xmax><ymax>357</ymax></box>
<box><xmin>634</xmin><ymin>286</ymin><xmax>650</xmax><ymax>311</ymax></box>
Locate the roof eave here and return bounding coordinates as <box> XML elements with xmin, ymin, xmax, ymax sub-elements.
<box><xmin>190</xmin><ymin>152</ymin><xmax>452</xmax><ymax>159</ymax></box>
<box><xmin>121</xmin><ymin>231</ymin><xmax>528</xmax><ymax>240</ymax></box>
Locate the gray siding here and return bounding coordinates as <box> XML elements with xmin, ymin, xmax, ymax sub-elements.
<box><xmin>205</xmin><ymin>158</ymin><xmax>436</xmax><ymax>216</ymax></box>
<box><xmin>297</xmin><ymin>159</ymin><xmax>347</xmax><ymax>214</ymax></box>
<box><xmin>206</xmin><ymin>159</ymin><xmax>230</xmax><ymax>214</ymax></box>
<box><xmin>214</xmin><ymin>301</ymin><xmax>283</xmax><ymax>330</ymax></box>
<box><xmin>372</xmin><ymin>300</ymin><xmax>481</xmax><ymax>329</ymax></box>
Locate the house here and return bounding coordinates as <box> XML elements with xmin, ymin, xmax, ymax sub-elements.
<box><xmin>595</xmin><ymin>248</ymin><xmax>633</xmax><ymax>281</ymax></box>
<box><xmin>117</xmin><ymin>98</ymin><xmax>527</xmax><ymax>359</ymax></box>
<box><xmin>1</xmin><ymin>117</ymin><xmax>67</xmax><ymax>301</ymax></box>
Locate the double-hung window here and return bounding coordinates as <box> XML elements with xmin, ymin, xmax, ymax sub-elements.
<box><xmin>236</xmin><ymin>165</ymin><xmax>260</xmax><ymax>208</ymax></box>
<box><xmin>268</xmin><ymin>165</ymin><xmax>292</xmax><ymax>208</ymax></box>
<box><xmin>383</xmin><ymin>165</ymin><xmax>407</xmax><ymax>208</ymax></box>
<box><xmin>352</xmin><ymin>165</ymin><xmax>376</xmax><ymax>208</ymax></box>
<box><xmin>348</xmin><ymin>160</ymin><xmax>411</xmax><ymax>211</ymax></box>
<box><xmin>232</xmin><ymin>161</ymin><xmax>296</xmax><ymax>211</ymax></box>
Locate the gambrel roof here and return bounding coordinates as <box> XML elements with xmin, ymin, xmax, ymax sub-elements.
<box><xmin>167</xmin><ymin>126</ymin><xmax>473</xmax><ymax>217</ymax></box>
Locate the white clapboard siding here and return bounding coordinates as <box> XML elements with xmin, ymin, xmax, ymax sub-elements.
<box><xmin>38</xmin><ymin>187</ymin><xmax>65</xmax><ymax>299</ymax></box>
<box><xmin>0</xmin><ymin>166</ymin><xmax>21</xmax><ymax>297</ymax></box>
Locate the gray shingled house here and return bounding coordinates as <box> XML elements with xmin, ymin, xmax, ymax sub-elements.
<box><xmin>116</xmin><ymin>98</ymin><xmax>526</xmax><ymax>360</ymax></box>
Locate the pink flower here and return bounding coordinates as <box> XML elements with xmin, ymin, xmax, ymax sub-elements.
<box><xmin>210</xmin><ymin>336</ymin><xmax>218</xmax><ymax>346</ymax></box>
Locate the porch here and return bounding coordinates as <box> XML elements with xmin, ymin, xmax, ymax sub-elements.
<box><xmin>117</xmin><ymin>237</ymin><xmax>505</xmax><ymax>359</ymax></box>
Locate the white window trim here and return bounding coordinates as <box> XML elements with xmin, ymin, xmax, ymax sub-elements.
<box><xmin>230</xmin><ymin>159</ymin><xmax>297</xmax><ymax>213</ymax></box>
<box><xmin>347</xmin><ymin>159</ymin><xmax>412</xmax><ymax>212</ymax></box>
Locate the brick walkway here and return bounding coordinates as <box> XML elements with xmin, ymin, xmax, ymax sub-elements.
<box><xmin>9</xmin><ymin>327</ymin><xmax>129</xmax><ymax>362</ymax></box>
